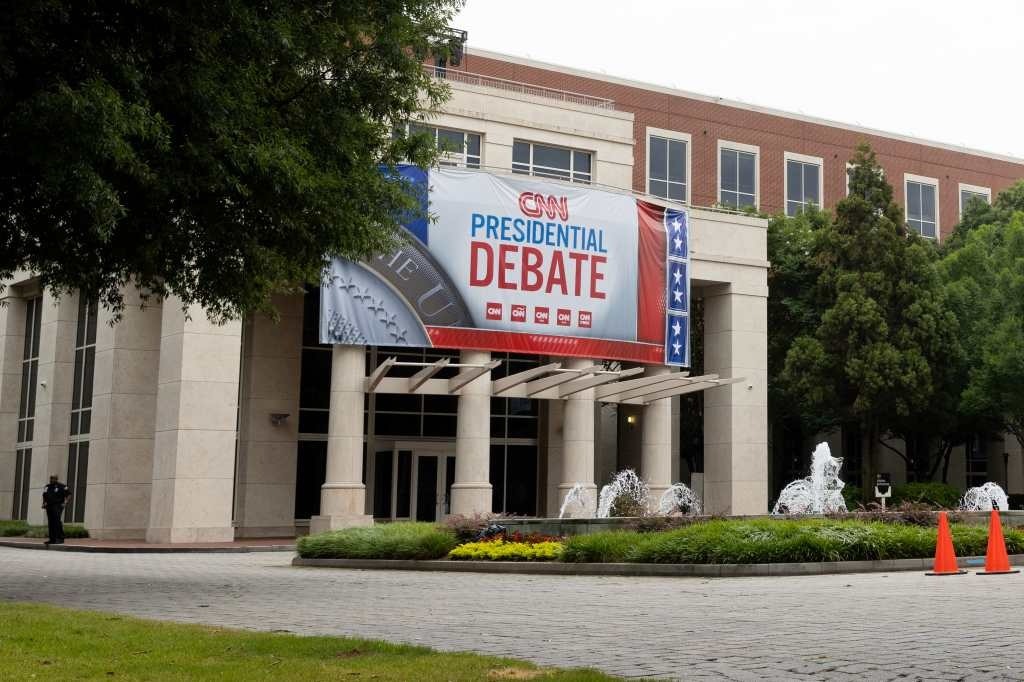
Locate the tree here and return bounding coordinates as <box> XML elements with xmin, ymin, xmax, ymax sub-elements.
<box><xmin>765</xmin><ymin>206</ymin><xmax>829</xmax><ymax>489</ymax></box>
<box><xmin>780</xmin><ymin>144</ymin><xmax>961</xmax><ymax>490</ymax></box>
<box><xmin>944</xmin><ymin>181</ymin><xmax>1024</xmax><ymax>251</ymax></box>
<box><xmin>940</xmin><ymin>209</ymin><xmax>1024</xmax><ymax>454</ymax></box>
<box><xmin>1</xmin><ymin>0</ymin><xmax>464</xmax><ymax>319</ymax></box>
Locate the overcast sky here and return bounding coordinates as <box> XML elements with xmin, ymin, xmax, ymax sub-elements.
<box><xmin>455</xmin><ymin>0</ymin><xmax>1024</xmax><ymax>159</ymax></box>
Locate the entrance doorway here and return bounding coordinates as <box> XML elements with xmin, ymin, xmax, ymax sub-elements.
<box><xmin>371</xmin><ymin>444</ymin><xmax>455</xmax><ymax>522</ymax></box>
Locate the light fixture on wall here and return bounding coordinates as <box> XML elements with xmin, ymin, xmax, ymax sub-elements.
<box><xmin>269</xmin><ymin>413</ymin><xmax>290</xmax><ymax>426</ymax></box>
<box><xmin>625</xmin><ymin>414</ymin><xmax>638</xmax><ymax>429</ymax></box>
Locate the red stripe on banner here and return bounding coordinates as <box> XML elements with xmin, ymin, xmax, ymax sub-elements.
<box><xmin>426</xmin><ymin>327</ymin><xmax>664</xmax><ymax>364</ymax></box>
<box><xmin>636</xmin><ymin>201</ymin><xmax>667</xmax><ymax>344</ymax></box>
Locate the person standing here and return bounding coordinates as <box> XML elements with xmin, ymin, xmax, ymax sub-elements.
<box><xmin>41</xmin><ymin>475</ymin><xmax>71</xmax><ymax>545</ymax></box>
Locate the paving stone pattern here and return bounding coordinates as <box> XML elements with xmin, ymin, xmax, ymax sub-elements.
<box><xmin>1</xmin><ymin>548</ymin><xmax>1023</xmax><ymax>680</ymax></box>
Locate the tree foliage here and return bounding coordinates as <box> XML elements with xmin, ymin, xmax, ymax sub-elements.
<box><xmin>939</xmin><ymin>208</ymin><xmax>1024</xmax><ymax>450</ymax></box>
<box><xmin>778</xmin><ymin>144</ymin><xmax>961</xmax><ymax>480</ymax></box>
<box><xmin>0</xmin><ymin>0</ymin><xmax>465</xmax><ymax>319</ymax></box>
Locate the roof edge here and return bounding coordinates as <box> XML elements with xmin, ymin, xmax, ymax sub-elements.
<box><xmin>465</xmin><ymin>47</ymin><xmax>1024</xmax><ymax>167</ymax></box>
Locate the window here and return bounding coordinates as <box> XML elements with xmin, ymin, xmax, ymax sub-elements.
<box><xmin>646</xmin><ymin>128</ymin><xmax>690</xmax><ymax>203</ymax></box>
<box><xmin>965</xmin><ymin>435</ymin><xmax>987</xmax><ymax>488</ymax></box>
<box><xmin>512</xmin><ymin>140</ymin><xmax>592</xmax><ymax>184</ymax></box>
<box><xmin>784</xmin><ymin>153</ymin><xmax>823</xmax><ymax>216</ymax></box>
<box><xmin>13</xmin><ymin>297</ymin><xmax>41</xmax><ymax>520</ymax></box>
<box><xmin>718</xmin><ymin>141</ymin><xmax>759</xmax><ymax>209</ymax></box>
<box><xmin>904</xmin><ymin>174</ymin><xmax>939</xmax><ymax>239</ymax></box>
<box><xmin>409</xmin><ymin>124</ymin><xmax>481</xmax><ymax>168</ymax></box>
<box><xmin>958</xmin><ymin>183</ymin><xmax>991</xmax><ymax>218</ymax></box>
<box><xmin>65</xmin><ymin>295</ymin><xmax>97</xmax><ymax>523</ymax></box>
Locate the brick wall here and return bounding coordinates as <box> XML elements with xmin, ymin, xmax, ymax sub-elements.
<box><xmin>450</xmin><ymin>51</ymin><xmax>1024</xmax><ymax>240</ymax></box>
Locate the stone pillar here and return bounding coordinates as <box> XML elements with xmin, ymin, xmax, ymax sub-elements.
<box><xmin>26</xmin><ymin>291</ymin><xmax>78</xmax><ymax>525</ymax></box>
<box><xmin>147</xmin><ymin>300</ymin><xmax>242</xmax><ymax>543</ymax></box>
<box><xmin>310</xmin><ymin>344</ymin><xmax>371</xmax><ymax>533</ymax></box>
<box><xmin>0</xmin><ymin>291</ymin><xmax>26</xmax><ymax>519</ymax></box>
<box><xmin>85</xmin><ymin>290</ymin><xmax>162</xmax><ymax>539</ymax></box>
<box><xmin>703</xmin><ymin>287</ymin><xmax>769</xmax><ymax>515</ymax></box>
<box><xmin>235</xmin><ymin>294</ymin><xmax>302</xmax><ymax>537</ymax></box>
<box><xmin>558</xmin><ymin>357</ymin><xmax>598</xmax><ymax>517</ymax></box>
<box><xmin>642</xmin><ymin>366</ymin><xmax>674</xmax><ymax>510</ymax></box>
<box><xmin>450</xmin><ymin>349</ymin><xmax>492</xmax><ymax>515</ymax></box>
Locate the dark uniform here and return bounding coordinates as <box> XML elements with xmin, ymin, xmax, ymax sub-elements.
<box><xmin>42</xmin><ymin>480</ymin><xmax>71</xmax><ymax>544</ymax></box>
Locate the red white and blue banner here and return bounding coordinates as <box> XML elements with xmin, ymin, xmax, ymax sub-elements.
<box><xmin>321</xmin><ymin>166</ymin><xmax>689</xmax><ymax>366</ymax></box>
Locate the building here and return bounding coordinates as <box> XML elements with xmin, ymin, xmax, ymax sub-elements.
<box><xmin>1</xmin><ymin>46</ymin><xmax>1022</xmax><ymax>541</ymax></box>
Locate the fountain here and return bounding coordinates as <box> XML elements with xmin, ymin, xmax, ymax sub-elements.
<box><xmin>959</xmin><ymin>482</ymin><xmax>1009</xmax><ymax>512</ymax></box>
<box><xmin>596</xmin><ymin>469</ymin><xmax>649</xmax><ymax>518</ymax></box>
<box><xmin>558</xmin><ymin>483</ymin><xmax>592</xmax><ymax>519</ymax></box>
<box><xmin>657</xmin><ymin>483</ymin><xmax>703</xmax><ymax>516</ymax></box>
<box><xmin>772</xmin><ymin>442</ymin><xmax>847</xmax><ymax>515</ymax></box>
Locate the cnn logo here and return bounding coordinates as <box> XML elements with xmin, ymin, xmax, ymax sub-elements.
<box><xmin>511</xmin><ymin>304</ymin><xmax>527</xmax><ymax>321</ymax></box>
<box><xmin>578</xmin><ymin>311</ymin><xmax>592</xmax><ymax>328</ymax></box>
<box><xmin>485</xmin><ymin>302</ymin><xmax>502</xmax><ymax>320</ymax></box>
<box><xmin>556</xmin><ymin>309</ymin><xmax>571</xmax><ymax>326</ymax></box>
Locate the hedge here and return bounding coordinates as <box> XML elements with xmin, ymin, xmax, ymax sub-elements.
<box><xmin>0</xmin><ymin>520</ymin><xmax>89</xmax><ymax>539</ymax></box>
<box><xmin>296</xmin><ymin>522</ymin><xmax>458</xmax><ymax>560</ymax></box>
<box><xmin>562</xmin><ymin>519</ymin><xmax>1024</xmax><ymax>564</ymax></box>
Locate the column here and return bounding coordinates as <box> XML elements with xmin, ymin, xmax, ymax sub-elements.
<box><xmin>450</xmin><ymin>349</ymin><xmax>492</xmax><ymax>515</ymax></box>
<box><xmin>544</xmin><ymin>399</ymin><xmax>564</xmax><ymax>517</ymax></box>
<box><xmin>641</xmin><ymin>366</ymin><xmax>673</xmax><ymax>510</ymax></box>
<box><xmin>558</xmin><ymin>357</ymin><xmax>597</xmax><ymax>517</ymax></box>
<box><xmin>26</xmin><ymin>291</ymin><xmax>78</xmax><ymax>525</ymax></box>
<box><xmin>703</xmin><ymin>286</ymin><xmax>769</xmax><ymax>515</ymax></box>
<box><xmin>0</xmin><ymin>291</ymin><xmax>26</xmax><ymax>519</ymax></box>
<box><xmin>85</xmin><ymin>289</ymin><xmax>162</xmax><ymax>539</ymax></box>
<box><xmin>234</xmin><ymin>293</ymin><xmax>302</xmax><ymax>537</ymax></box>
<box><xmin>147</xmin><ymin>299</ymin><xmax>242</xmax><ymax>543</ymax></box>
<box><xmin>309</xmin><ymin>344</ymin><xmax>372</xmax><ymax>533</ymax></box>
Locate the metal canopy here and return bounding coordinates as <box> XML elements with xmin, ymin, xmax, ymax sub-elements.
<box><xmin>360</xmin><ymin>356</ymin><xmax>741</xmax><ymax>401</ymax></box>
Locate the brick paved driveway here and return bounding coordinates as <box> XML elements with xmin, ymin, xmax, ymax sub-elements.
<box><xmin>1</xmin><ymin>547</ymin><xmax>1022</xmax><ymax>680</ymax></box>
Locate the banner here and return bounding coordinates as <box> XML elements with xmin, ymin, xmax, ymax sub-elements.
<box><xmin>321</xmin><ymin>167</ymin><xmax>689</xmax><ymax>366</ymax></box>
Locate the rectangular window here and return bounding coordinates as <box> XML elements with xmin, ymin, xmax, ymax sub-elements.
<box><xmin>647</xmin><ymin>128</ymin><xmax>690</xmax><ymax>203</ymax></box>
<box><xmin>409</xmin><ymin>124</ymin><xmax>481</xmax><ymax>168</ymax></box>
<box><xmin>785</xmin><ymin>153</ymin><xmax>823</xmax><ymax>216</ymax></box>
<box><xmin>12</xmin><ymin>297</ymin><xmax>41</xmax><ymax>520</ymax></box>
<box><xmin>512</xmin><ymin>140</ymin><xmax>592</xmax><ymax>184</ymax></box>
<box><xmin>905</xmin><ymin>174</ymin><xmax>939</xmax><ymax>239</ymax></box>
<box><xmin>65</xmin><ymin>295</ymin><xmax>98</xmax><ymax>523</ymax></box>
<box><xmin>718</xmin><ymin>141</ymin><xmax>758</xmax><ymax>209</ymax></box>
<box><xmin>965</xmin><ymin>435</ymin><xmax>987</xmax><ymax>488</ymax></box>
<box><xmin>958</xmin><ymin>183</ymin><xmax>991</xmax><ymax>218</ymax></box>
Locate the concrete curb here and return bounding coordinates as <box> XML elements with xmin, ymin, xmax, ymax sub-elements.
<box><xmin>0</xmin><ymin>540</ymin><xmax>295</xmax><ymax>554</ymax></box>
<box><xmin>291</xmin><ymin>554</ymin><xmax>1024</xmax><ymax>577</ymax></box>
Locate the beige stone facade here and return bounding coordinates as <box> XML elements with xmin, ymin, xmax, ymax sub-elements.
<box><xmin>0</xmin><ymin>57</ymin><xmax>777</xmax><ymax>540</ymax></box>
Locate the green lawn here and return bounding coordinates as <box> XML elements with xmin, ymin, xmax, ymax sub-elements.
<box><xmin>0</xmin><ymin>601</ymin><xmax>618</xmax><ymax>681</ymax></box>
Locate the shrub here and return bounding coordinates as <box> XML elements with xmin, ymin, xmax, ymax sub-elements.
<box><xmin>449</xmin><ymin>539</ymin><xmax>563</xmax><ymax>561</ymax></box>
<box><xmin>626</xmin><ymin>515</ymin><xmax>720</xmax><ymax>533</ymax></box>
<box><xmin>0</xmin><ymin>520</ymin><xmax>30</xmax><ymax>537</ymax></box>
<box><xmin>561</xmin><ymin>531</ymin><xmax>649</xmax><ymax>563</ymax></box>
<box><xmin>297</xmin><ymin>522</ymin><xmax>457</xmax><ymax>560</ymax></box>
<box><xmin>440</xmin><ymin>513</ymin><xmax>509</xmax><ymax>542</ymax></box>
<box><xmin>841</xmin><ymin>485</ymin><xmax>863</xmax><ymax>509</ymax></box>
<box><xmin>891</xmin><ymin>482</ymin><xmax>962</xmax><ymax>509</ymax></box>
<box><xmin>15</xmin><ymin>524</ymin><xmax>89</xmax><ymax>539</ymax></box>
<box><xmin>830</xmin><ymin>502</ymin><xmax>946</xmax><ymax>526</ymax></box>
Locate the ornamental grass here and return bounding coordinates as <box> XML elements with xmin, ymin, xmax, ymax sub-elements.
<box><xmin>562</xmin><ymin>519</ymin><xmax>1024</xmax><ymax>565</ymax></box>
<box><xmin>297</xmin><ymin>522</ymin><xmax>458</xmax><ymax>560</ymax></box>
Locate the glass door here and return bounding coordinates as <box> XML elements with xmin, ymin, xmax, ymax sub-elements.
<box><xmin>412</xmin><ymin>452</ymin><xmax>456</xmax><ymax>522</ymax></box>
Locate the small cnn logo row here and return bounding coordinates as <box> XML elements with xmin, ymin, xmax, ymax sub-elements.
<box><xmin>486</xmin><ymin>303</ymin><xmax>592</xmax><ymax>328</ymax></box>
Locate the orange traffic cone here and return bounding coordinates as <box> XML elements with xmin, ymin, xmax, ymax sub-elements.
<box><xmin>977</xmin><ymin>509</ymin><xmax>1020</xmax><ymax>576</ymax></box>
<box><xmin>926</xmin><ymin>511</ymin><xmax>967</xmax><ymax>576</ymax></box>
